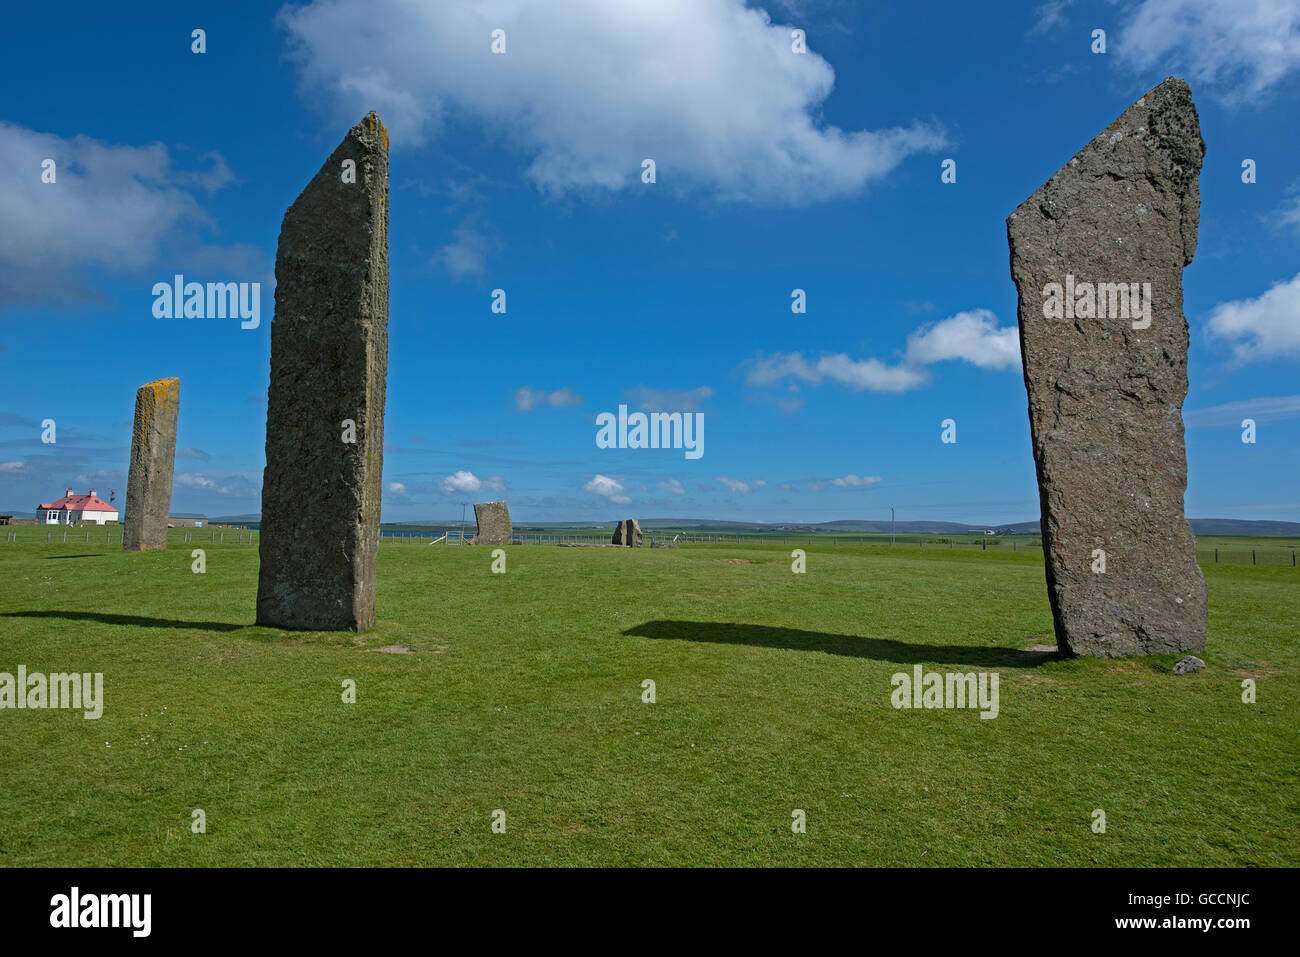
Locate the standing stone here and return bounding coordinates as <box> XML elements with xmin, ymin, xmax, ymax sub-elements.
<box><xmin>122</xmin><ymin>377</ymin><xmax>179</xmax><ymax>551</ymax></box>
<box><xmin>612</xmin><ymin>519</ymin><xmax>643</xmax><ymax>547</ymax></box>
<box><xmin>256</xmin><ymin>112</ymin><xmax>389</xmax><ymax>631</ymax></box>
<box><xmin>1007</xmin><ymin>77</ymin><xmax>1207</xmax><ymax>658</ymax></box>
<box><xmin>470</xmin><ymin>501</ymin><xmax>512</xmax><ymax>545</ymax></box>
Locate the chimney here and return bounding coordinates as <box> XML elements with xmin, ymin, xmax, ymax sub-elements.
<box><xmin>89</xmin><ymin>489</ymin><xmax>96</xmax><ymax>498</ymax></box>
<box><xmin>66</xmin><ymin>488</ymin><xmax>74</xmax><ymax>498</ymax></box>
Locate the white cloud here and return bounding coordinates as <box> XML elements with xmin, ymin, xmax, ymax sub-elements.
<box><xmin>277</xmin><ymin>0</ymin><xmax>946</xmax><ymax>204</ymax></box>
<box><xmin>1206</xmin><ymin>272</ymin><xmax>1300</xmax><ymax>363</ymax></box>
<box><xmin>1116</xmin><ymin>0</ymin><xmax>1300</xmax><ymax>104</ymax></box>
<box><xmin>1184</xmin><ymin>395</ymin><xmax>1300</xmax><ymax>427</ymax></box>
<box><xmin>514</xmin><ymin>386</ymin><xmax>583</xmax><ymax>411</ymax></box>
<box><xmin>438</xmin><ymin>470</ymin><xmax>505</xmax><ymax>495</ymax></box>
<box><xmin>904</xmin><ymin>309</ymin><xmax>1021</xmax><ymax>370</ymax></box>
<box><xmin>583</xmin><ymin>473</ymin><xmax>630</xmax><ymax>504</ymax></box>
<box><xmin>746</xmin><ymin>308</ymin><xmax>1019</xmax><ymax>395</ymax></box>
<box><xmin>1274</xmin><ymin>190</ymin><xmax>1300</xmax><ymax>235</ymax></box>
<box><xmin>716</xmin><ymin>476</ymin><xmax>767</xmax><ymax>494</ymax></box>
<box><xmin>623</xmin><ymin>385</ymin><xmax>714</xmax><ymax>411</ymax></box>
<box><xmin>178</xmin><ymin>447</ymin><xmax>210</xmax><ymax>461</ymax></box>
<box><xmin>657</xmin><ymin>478</ymin><xmax>686</xmax><ymax>495</ymax></box>
<box><xmin>830</xmin><ymin>474</ymin><xmax>883</xmax><ymax>488</ymax></box>
<box><xmin>0</xmin><ymin>122</ymin><xmax>238</xmax><ymax>309</ymax></box>
<box><xmin>433</xmin><ymin>227</ymin><xmax>491</xmax><ymax>279</ymax></box>
<box><xmin>173</xmin><ymin>472</ymin><xmax>260</xmax><ymax>497</ymax></box>
<box><xmin>388</xmin><ymin>482</ymin><xmax>407</xmax><ymax>494</ymax></box>
<box><xmin>1030</xmin><ymin>0</ymin><xmax>1077</xmax><ymax>34</ymax></box>
<box><xmin>746</xmin><ymin>352</ymin><xmax>928</xmax><ymax>392</ymax></box>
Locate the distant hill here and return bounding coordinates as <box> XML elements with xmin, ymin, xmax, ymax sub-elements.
<box><xmin>197</xmin><ymin>513</ymin><xmax>1300</xmax><ymax>537</ymax></box>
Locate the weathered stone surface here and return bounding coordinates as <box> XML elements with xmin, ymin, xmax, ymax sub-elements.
<box><xmin>1173</xmin><ymin>655</ymin><xmax>1205</xmax><ymax>674</ymax></box>
<box><xmin>470</xmin><ymin>501</ymin><xmax>512</xmax><ymax>545</ymax></box>
<box><xmin>123</xmin><ymin>377</ymin><xmax>179</xmax><ymax>551</ymax></box>
<box><xmin>1007</xmin><ymin>77</ymin><xmax>1207</xmax><ymax>658</ymax></box>
<box><xmin>256</xmin><ymin>112</ymin><xmax>389</xmax><ymax>631</ymax></box>
<box><xmin>612</xmin><ymin>519</ymin><xmax>643</xmax><ymax>547</ymax></box>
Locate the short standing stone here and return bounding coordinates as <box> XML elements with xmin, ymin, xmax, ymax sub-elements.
<box><xmin>1173</xmin><ymin>655</ymin><xmax>1205</xmax><ymax>675</ymax></box>
<box><xmin>612</xmin><ymin>519</ymin><xmax>643</xmax><ymax>547</ymax></box>
<box><xmin>470</xmin><ymin>501</ymin><xmax>512</xmax><ymax>545</ymax></box>
<box><xmin>256</xmin><ymin>112</ymin><xmax>389</xmax><ymax>631</ymax></box>
<box><xmin>122</xmin><ymin>377</ymin><xmax>179</xmax><ymax>552</ymax></box>
<box><xmin>1007</xmin><ymin>77</ymin><xmax>1208</xmax><ymax>658</ymax></box>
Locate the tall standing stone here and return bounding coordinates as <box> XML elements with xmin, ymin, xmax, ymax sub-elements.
<box><xmin>612</xmin><ymin>519</ymin><xmax>643</xmax><ymax>547</ymax></box>
<box><xmin>122</xmin><ymin>377</ymin><xmax>179</xmax><ymax>551</ymax></box>
<box><xmin>1007</xmin><ymin>77</ymin><xmax>1207</xmax><ymax>658</ymax></box>
<box><xmin>470</xmin><ymin>501</ymin><xmax>512</xmax><ymax>546</ymax></box>
<box><xmin>256</xmin><ymin>112</ymin><xmax>389</xmax><ymax>631</ymax></box>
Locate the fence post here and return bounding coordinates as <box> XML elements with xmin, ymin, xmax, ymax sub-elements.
<box><xmin>1214</xmin><ymin>548</ymin><xmax>1218</xmax><ymax>563</ymax></box>
<box><xmin>1252</xmin><ymin>549</ymin><xmax>1256</xmax><ymax>566</ymax></box>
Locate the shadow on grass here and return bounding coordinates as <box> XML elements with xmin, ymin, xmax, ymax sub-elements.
<box><xmin>623</xmin><ymin>620</ymin><xmax>1058</xmax><ymax>668</ymax></box>
<box><xmin>41</xmin><ymin>554</ymin><xmax>103</xmax><ymax>560</ymax></box>
<box><xmin>0</xmin><ymin>610</ymin><xmax>243</xmax><ymax>632</ymax></box>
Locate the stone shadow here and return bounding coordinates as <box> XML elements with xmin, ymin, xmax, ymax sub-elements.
<box><xmin>623</xmin><ymin>620</ymin><xmax>1058</xmax><ymax>668</ymax></box>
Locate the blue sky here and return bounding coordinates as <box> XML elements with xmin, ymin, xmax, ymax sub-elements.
<box><xmin>2</xmin><ymin>0</ymin><xmax>1298</xmax><ymax>524</ymax></box>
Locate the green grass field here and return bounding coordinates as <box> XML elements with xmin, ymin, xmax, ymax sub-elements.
<box><xmin>1</xmin><ymin>530</ymin><xmax>1295</xmax><ymax>866</ymax></box>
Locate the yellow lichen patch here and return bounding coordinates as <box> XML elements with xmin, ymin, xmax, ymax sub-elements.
<box><xmin>365</xmin><ymin>111</ymin><xmax>389</xmax><ymax>152</ymax></box>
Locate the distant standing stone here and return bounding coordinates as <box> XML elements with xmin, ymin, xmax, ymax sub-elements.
<box><xmin>122</xmin><ymin>377</ymin><xmax>179</xmax><ymax>552</ymax></box>
<box><xmin>256</xmin><ymin>112</ymin><xmax>390</xmax><ymax>631</ymax></box>
<box><xmin>470</xmin><ymin>501</ymin><xmax>512</xmax><ymax>546</ymax></box>
<box><xmin>1007</xmin><ymin>77</ymin><xmax>1208</xmax><ymax>658</ymax></box>
<box><xmin>612</xmin><ymin>519</ymin><xmax>643</xmax><ymax>547</ymax></box>
<box><xmin>1173</xmin><ymin>655</ymin><xmax>1205</xmax><ymax>675</ymax></box>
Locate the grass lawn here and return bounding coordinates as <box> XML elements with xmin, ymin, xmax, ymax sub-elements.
<box><xmin>0</xmin><ymin>530</ymin><xmax>1295</xmax><ymax>866</ymax></box>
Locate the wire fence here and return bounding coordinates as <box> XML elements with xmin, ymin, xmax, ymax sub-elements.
<box><xmin>2</xmin><ymin>525</ymin><xmax>1294</xmax><ymax>567</ymax></box>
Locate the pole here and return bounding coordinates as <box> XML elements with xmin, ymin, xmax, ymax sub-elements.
<box><xmin>890</xmin><ymin>507</ymin><xmax>894</xmax><ymax>547</ymax></box>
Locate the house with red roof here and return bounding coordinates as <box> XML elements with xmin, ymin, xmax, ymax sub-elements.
<box><xmin>36</xmin><ymin>488</ymin><xmax>120</xmax><ymax>526</ymax></box>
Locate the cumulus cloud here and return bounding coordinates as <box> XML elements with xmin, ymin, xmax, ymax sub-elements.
<box><xmin>716</xmin><ymin>476</ymin><xmax>767</xmax><ymax>494</ymax></box>
<box><xmin>388</xmin><ymin>482</ymin><xmax>407</xmax><ymax>494</ymax></box>
<box><xmin>622</xmin><ymin>385</ymin><xmax>714</xmax><ymax>411</ymax></box>
<box><xmin>657</xmin><ymin>478</ymin><xmax>686</xmax><ymax>495</ymax></box>
<box><xmin>904</xmin><ymin>309</ymin><xmax>1021</xmax><ymax>370</ymax></box>
<box><xmin>0</xmin><ymin>122</ymin><xmax>241</xmax><ymax>309</ymax></box>
<box><xmin>583</xmin><ymin>473</ymin><xmax>630</xmax><ymax>504</ymax></box>
<box><xmin>277</xmin><ymin>0</ymin><xmax>946</xmax><ymax>204</ymax></box>
<box><xmin>514</xmin><ymin>386</ymin><xmax>583</xmax><ymax>411</ymax></box>
<box><xmin>830</xmin><ymin>474</ymin><xmax>883</xmax><ymax>488</ymax></box>
<box><xmin>746</xmin><ymin>308</ymin><xmax>1019</xmax><ymax>395</ymax></box>
<box><xmin>1115</xmin><ymin>0</ymin><xmax>1300</xmax><ymax>104</ymax></box>
<box><xmin>1206</xmin><ymin>272</ymin><xmax>1300</xmax><ymax>363</ymax></box>
<box><xmin>438</xmin><ymin>470</ymin><xmax>505</xmax><ymax>495</ymax></box>
<box><xmin>178</xmin><ymin>447</ymin><xmax>211</xmax><ymax>461</ymax></box>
